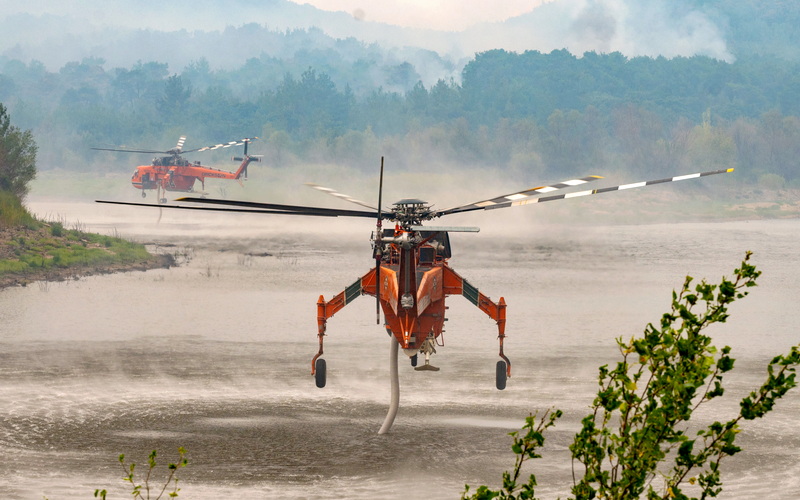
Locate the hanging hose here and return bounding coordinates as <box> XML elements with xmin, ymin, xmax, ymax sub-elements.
<box><xmin>378</xmin><ymin>339</ymin><xmax>400</xmax><ymax>435</ymax></box>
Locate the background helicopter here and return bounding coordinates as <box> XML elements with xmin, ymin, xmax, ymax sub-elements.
<box><xmin>98</xmin><ymin>161</ymin><xmax>733</xmax><ymax>432</ymax></box>
<box><xmin>92</xmin><ymin>136</ymin><xmax>261</xmax><ymax>203</ymax></box>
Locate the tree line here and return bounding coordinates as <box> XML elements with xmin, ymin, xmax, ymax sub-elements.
<box><xmin>0</xmin><ymin>103</ymin><xmax>36</xmax><ymax>201</ymax></box>
<box><xmin>1</xmin><ymin>49</ymin><xmax>799</xmax><ymax>185</ymax></box>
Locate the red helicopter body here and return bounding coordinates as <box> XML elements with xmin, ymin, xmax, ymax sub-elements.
<box><xmin>94</xmin><ymin>136</ymin><xmax>260</xmax><ymax>203</ymax></box>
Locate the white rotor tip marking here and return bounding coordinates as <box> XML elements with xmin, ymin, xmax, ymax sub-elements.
<box><xmin>619</xmin><ymin>182</ymin><xmax>646</xmax><ymax>190</ymax></box>
<box><xmin>564</xmin><ymin>190</ymin><xmax>593</xmax><ymax>198</ymax></box>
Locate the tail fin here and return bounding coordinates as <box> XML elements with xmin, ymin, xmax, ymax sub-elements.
<box><xmin>231</xmin><ymin>137</ymin><xmax>261</xmax><ymax>180</ymax></box>
<box><xmin>232</xmin><ymin>155</ymin><xmax>260</xmax><ymax>180</ymax></box>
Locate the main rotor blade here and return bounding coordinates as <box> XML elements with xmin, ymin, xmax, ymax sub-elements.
<box><xmin>91</xmin><ymin>147</ymin><xmax>166</xmax><ymax>154</ymax></box>
<box><xmin>306</xmin><ymin>183</ymin><xmax>380</xmax><ymax>211</ymax></box>
<box><xmin>190</xmin><ymin>137</ymin><xmax>258</xmax><ymax>153</ymax></box>
<box><xmin>438</xmin><ymin>175</ymin><xmax>604</xmax><ymax>216</ymax></box>
<box><xmin>175</xmin><ymin>196</ymin><xmax>381</xmax><ymax>218</ymax></box>
<box><xmin>441</xmin><ymin>168</ymin><xmax>734</xmax><ymax>216</ymax></box>
<box><xmin>96</xmin><ymin>199</ymin><xmax>343</xmax><ymax>217</ymax></box>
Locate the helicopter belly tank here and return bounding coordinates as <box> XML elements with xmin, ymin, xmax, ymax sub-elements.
<box><xmin>132</xmin><ymin>178</ymin><xmax>157</xmax><ymax>190</ymax></box>
<box><xmin>167</xmin><ymin>176</ymin><xmax>197</xmax><ymax>191</ymax></box>
<box><xmin>380</xmin><ymin>266</ymin><xmax>446</xmax><ymax>349</ymax></box>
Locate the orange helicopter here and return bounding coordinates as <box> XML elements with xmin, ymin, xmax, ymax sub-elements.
<box><xmin>93</xmin><ymin>136</ymin><xmax>260</xmax><ymax>203</ymax></box>
<box><xmin>98</xmin><ymin>161</ymin><xmax>733</xmax><ymax>404</ymax></box>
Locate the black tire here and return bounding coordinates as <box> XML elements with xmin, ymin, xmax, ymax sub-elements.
<box><xmin>315</xmin><ymin>358</ymin><xmax>327</xmax><ymax>388</ymax></box>
<box><xmin>410</xmin><ymin>354</ymin><xmax>418</xmax><ymax>367</ymax></box>
<box><xmin>496</xmin><ymin>360</ymin><xmax>507</xmax><ymax>390</ymax></box>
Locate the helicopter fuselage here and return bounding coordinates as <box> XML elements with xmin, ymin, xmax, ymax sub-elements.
<box><xmin>93</xmin><ymin>136</ymin><xmax>260</xmax><ymax>198</ymax></box>
<box><xmin>374</xmin><ymin>228</ymin><xmax>453</xmax><ymax>351</ymax></box>
<box><xmin>314</xmin><ymin>225</ymin><xmax>509</xmax><ymax>376</ymax></box>
<box><xmin>131</xmin><ymin>155</ymin><xmax>256</xmax><ymax>193</ymax></box>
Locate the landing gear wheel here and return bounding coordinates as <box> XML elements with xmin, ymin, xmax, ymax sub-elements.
<box><xmin>496</xmin><ymin>360</ymin><xmax>507</xmax><ymax>390</ymax></box>
<box><xmin>160</xmin><ymin>198</ymin><xmax>167</xmax><ymax>204</ymax></box>
<box><xmin>410</xmin><ymin>354</ymin><xmax>418</xmax><ymax>367</ymax></box>
<box><xmin>314</xmin><ymin>358</ymin><xmax>327</xmax><ymax>388</ymax></box>
<box><xmin>141</xmin><ymin>191</ymin><xmax>146</xmax><ymax>198</ymax></box>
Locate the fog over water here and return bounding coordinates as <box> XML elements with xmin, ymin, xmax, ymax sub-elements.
<box><xmin>1</xmin><ymin>199</ymin><xmax>798</xmax><ymax>499</ymax></box>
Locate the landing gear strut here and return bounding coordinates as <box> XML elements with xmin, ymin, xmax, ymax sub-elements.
<box><xmin>312</xmin><ymin>315</ymin><xmax>327</xmax><ymax>388</ymax></box>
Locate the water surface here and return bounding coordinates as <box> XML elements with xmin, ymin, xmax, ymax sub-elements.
<box><xmin>1</xmin><ymin>200</ymin><xmax>798</xmax><ymax>499</ymax></box>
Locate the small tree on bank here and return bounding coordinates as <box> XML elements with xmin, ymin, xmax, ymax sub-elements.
<box><xmin>0</xmin><ymin>102</ymin><xmax>37</xmax><ymax>200</ymax></box>
<box><xmin>464</xmin><ymin>252</ymin><xmax>799</xmax><ymax>499</ymax></box>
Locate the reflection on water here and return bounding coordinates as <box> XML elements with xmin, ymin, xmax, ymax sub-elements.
<box><xmin>1</xmin><ymin>201</ymin><xmax>798</xmax><ymax>499</ymax></box>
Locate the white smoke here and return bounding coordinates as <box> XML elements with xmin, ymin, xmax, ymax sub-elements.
<box><xmin>0</xmin><ymin>0</ymin><xmax>733</xmax><ymax>78</ymax></box>
<box><xmin>460</xmin><ymin>0</ymin><xmax>732</xmax><ymax>62</ymax></box>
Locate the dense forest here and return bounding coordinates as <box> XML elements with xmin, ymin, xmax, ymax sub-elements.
<box><xmin>1</xmin><ymin>26</ymin><xmax>799</xmax><ymax>189</ymax></box>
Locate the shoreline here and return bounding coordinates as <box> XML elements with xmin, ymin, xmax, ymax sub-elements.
<box><xmin>0</xmin><ymin>221</ymin><xmax>177</xmax><ymax>290</ymax></box>
<box><xmin>0</xmin><ymin>252</ymin><xmax>175</xmax><ymax>290</ymax></box>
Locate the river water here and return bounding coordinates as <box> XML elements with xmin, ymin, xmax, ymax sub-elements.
<box><xmin>1</xmin><ymin>199</ymin><xmax>798</xmax><ymax>499</ymax></box>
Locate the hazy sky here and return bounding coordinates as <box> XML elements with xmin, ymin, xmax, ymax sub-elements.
<box><xmin>0</xmin><ymin>0</ymin><xmax>734</xmax><ymax>69</ymax></box>
<box><xmin>286</xmin><ymin>0</ymin><xmax>547</xmax><ymax>31</ymax></box>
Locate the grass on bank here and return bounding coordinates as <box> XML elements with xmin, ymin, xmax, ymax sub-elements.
<box><xmin>0</xmin><ymin>189</ymin><xmax>37</xmax><ymax>229</ymax></box>
<box><xmin>0</xmin><ymin>190</ymin><xmax>155</xmax><ymax>278</ymax></box>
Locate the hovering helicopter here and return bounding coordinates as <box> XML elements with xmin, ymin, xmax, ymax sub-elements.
<box><xmin>92</xmin><ymin>136</ymin><xmax>261</xmax><ymax>203</ymax></box>
<box><xmin>97</xmin><ymin>162</ymin><xmax>733</xmax><ymax>407</ymax></box>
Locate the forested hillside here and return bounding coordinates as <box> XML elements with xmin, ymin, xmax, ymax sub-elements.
<box><xmin>1</xmin><ymin>43</ymin><xmax>798</xmax><ymax>188</ymax></box>
<box><xmin>1</xmin><ymin>0</ymin><xmax>800</xmax><ymax>195</ymax></box>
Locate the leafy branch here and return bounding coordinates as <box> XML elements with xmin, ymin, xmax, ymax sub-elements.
<box><xmin>464</xmin><ymin>252</ymin><xmax>799</xmax><ymax>500</ymax></box>
<box><xmin>461</xmin><ymin>408</ymin><xmax>562</xmax><ymax>500</ymax></box>
<box><xmin>94</xmin><ymin>447</ymin><xmax>188</xmax><ymax>499</ymax></box>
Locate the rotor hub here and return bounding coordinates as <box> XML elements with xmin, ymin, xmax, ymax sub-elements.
<box><xmin>391</xmin><ymin>199</ymin><xmax>435</xmax><ymax>228</ymax></box>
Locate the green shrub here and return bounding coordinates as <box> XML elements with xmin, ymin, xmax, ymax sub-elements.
<box><xmin>50</xmin><ymin>221</ymin><xmax>64</xmax><ymax>237</ymax></box>
<box><xmin>464</xmin><ymin>252</ymin><xmax>799</xmax><ymax>500</ymax></box>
